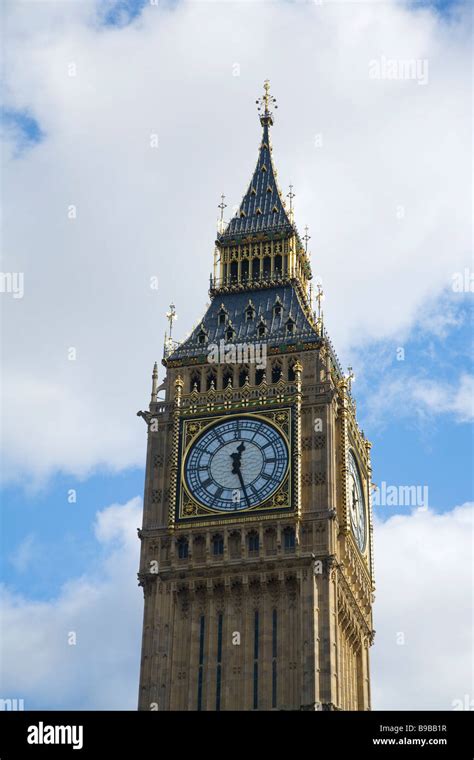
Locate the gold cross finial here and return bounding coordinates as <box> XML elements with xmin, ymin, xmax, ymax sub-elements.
<box><xmin>316</xmin><ymin>283</ymin><xmax>324</xmax><ymax>318</ymax></box>
<box><xmin>166</xmin><ymin>303</ymin><xmax>177</xmax><ymax>339</ymax></box>
<box><xmin>303</xmin><ymin>226</ymin><xmax>311</xmax><ymax>253</ymax></box>
<box><xmin>287</xmin><ymin>184</ymin><xmax>295</xmax><ymax>221</ymax></box>
<box><xmin>218</xmin><ymin>193</ymin><xmax>227</xmax><ymax>233</ymax></box>
<box><xmin>263</xmin><ymin>79</ymin><xmax>271</xmax><ymax>113</ymax></box>
<box><xmin>287</xmin><ymin>184</ymin><xmax>295</xmax><ymax>210</ymax></box>
<box><xmin>256</xmin><ymin>80</ymin><xmax>277</xmax><ymax>124</ymax></box>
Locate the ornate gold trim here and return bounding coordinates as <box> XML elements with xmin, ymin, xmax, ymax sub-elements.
<box><xmin>168</xmin><ymin>375</ymin><xmax>184</xmax><ymax>527</ymax></box>
<box><xmin>174</xmin><ymin>407</ymin><xmax>294</xmax><ymax>525</ymax></box>
<box><xmin>173</xmin><ymin>509</ymin><xmax>298</xmax><ymax>530</ymax></box>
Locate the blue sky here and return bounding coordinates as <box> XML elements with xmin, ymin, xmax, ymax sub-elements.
<box><xmin>1</xmin><ymin>0</ymin><xmax>472</xmax><ymax>710</ymax></box>
<box><xmin>358</xmin><ymin>296</ymin><xmax>473</xmax><ymax>511</ymax></box>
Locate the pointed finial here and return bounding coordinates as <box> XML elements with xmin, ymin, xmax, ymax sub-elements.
<box><xmin>347</xmin><ymin>366</ymin><xmax>355</xmax><ymax>394</ymax></box>
<box><xmin>303</xmin><ymin>226</ymin><xmax>311</xmax><ymax>254</ymax></box>
<box><xmin>166</xmin><ymin>303</ymin><xmax>177</xmax><ymax>339</ymax></box>
<box><xmin>218</xmin><ymin>193</ymin><xmax>227</xmax><ymax>233</ymax></box>
<box><xmin>315</xmin><ymin>283</ymin><xmax>324</xmax><ymax>336</ymax></box>
<box><xmin>256</xmin><ymin>80</ymin><xmax>277</xmax><ymax>126</ymax></box>
<box><xmin>316</xmin><ymin>282</ymin><xmax>324</xmax><ymax>319</ymax></box>
<box><xmin>151</xmin><ymin>361</ymin><xmax>158</xmax><ymax>402</ymax></box>
<box><xmin>287</xmin><ymin>184</ymin><xmax>295</xmax><ymax>216</ymax></box>
<box><xmin>293</xmin><ymin>360</ymin><xmax>303</xmax><ymax>380</ymax></box>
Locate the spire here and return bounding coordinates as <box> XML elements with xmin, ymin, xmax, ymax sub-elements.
<box><xmin>218</xmin><ymin>81</ymin><xmax>294</xmax><ymax>242</ymax></box>
<box><xmin>151</xmin><ymin>361</ymin><xmax>158</xmax><ymax>402</ymax></box>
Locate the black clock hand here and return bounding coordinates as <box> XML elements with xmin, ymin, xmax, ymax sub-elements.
<box><xmin>235</xmin><ymin>467</ymin><xmax>250</xmax><ymax>507</ymax></box>
<box><xmin>230</xmin><ymin>442</ymin><xmax>249</xmax><ymax>507</ymax></box>
<box><xmin>231</xmin><ymin>442</ymin><xmax>245</xmax><ymax>469</ymax></box>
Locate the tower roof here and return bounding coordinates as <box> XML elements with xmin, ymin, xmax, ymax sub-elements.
<box><xmin>166</xmin><ymin>284</ymin><xmax>320</xmax><ymax>364</ymax></box>
<box><xmin>218</xmin><ymin>81</ymin><xmax>294</xmax><ymax>242</ymax></box>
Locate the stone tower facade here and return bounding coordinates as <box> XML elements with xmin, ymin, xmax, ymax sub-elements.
<box><xmin>137</xmin><ymin>83</ymin><xmax>375</xmax><ymax>711</ymax></box>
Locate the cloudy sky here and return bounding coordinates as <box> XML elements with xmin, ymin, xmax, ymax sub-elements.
<box><xmin>1</xmin><ymin>0</ymin><xmax>472</xmax><ymax>710</ymax></box>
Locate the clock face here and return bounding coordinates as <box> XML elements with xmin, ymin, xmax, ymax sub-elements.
<box><xmin>348</xmin><ymin>451</ymin><xmax>366</xmax><ymax>552</ymax></box>
<box><xmin>184</xmin><ymin>416</ymin><xmax>289</xmax><ymax>512</ymax></box>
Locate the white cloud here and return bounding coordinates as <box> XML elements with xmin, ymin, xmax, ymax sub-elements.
<box><xmin>1</xmin><ymin>497</ymin><xmax>471</xmax><ymax>709</ymax></box>
<box><xmin>366</xmin><ymin>373</ymin><xmax>474</xmax><ymax>429</ymax></box>
<box><xmin>372</xmin><ymin>503</ymin><xmax>473</xmax><ymax>709</ymax></box>
<box><xmin>2</xmin><ymin>372</ymin><xmax>144</xmax><ymax>486</ymax></box>
<box><xmin>411</xmin><ymin>373</ymin><xmax>474</xmax><ymax>422</ymax></box>
<box><xmin>1</xmin><ymin>0</ymin><xmax>471</xmax><ymax>482</ymax></box>
<box><xmin>448</xmin><ymin>374</ymin><xmax>474</xmax><ymax>422</ymax></box>
<box><xmin>0</xmin><ymin>497</ymin><xmax>142</xmax><ymax>709</ymax></box>
<box><xmin>413</xmin><ymin>294</ymin><xmax>467</xmax><ymax>341</ymax></box>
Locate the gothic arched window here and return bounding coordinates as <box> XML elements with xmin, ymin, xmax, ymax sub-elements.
<box><xmin>190</xmin><ymin>370</ymin><xmax>201</xmax><ymax>393</ymax></box>
<box><xmin>283</xmin><ymin>527</ymin><xmax>295</xmax><ymax>551</ymax></box>
<box><xmin>288</xmin><ymin>360</ymin><xmax>297</xmax><ymax>382</ymax></box>
<box><xmin>206</xmin><ymin>369</ymin><xmax>216</xmax><ymax>391</ymax></box>
<box><xmin>177</xmin><ymin>537</ymin><xmax>189</xmax><ymax>559</ymax></box>
<box><xmin>263</xmin><ymin>256</ymin><xmax>271</xmax><ymax>278</ymax></box>
<box><xmin>239</xmin><ymin>366</ymin><xmax>249</xmax><ymax>387</ymax></box>
<box><xmin>245</xmin><ymin>302</ymin><xmax>255</xmax><ymax>321</ymax></box>
<box><xmin>271</xmin><ymin>361</ymin><xmax>282</xmax><ymax>384</ymax></box>
<box><xmin>222</xmin><ymin>367</ymin><xmax>233</xmax><ymax>388</ymax></box>
<box><xmin>248</xmin><ymin>531</ymin><xmax>259</xmax><ymax>554</ymax></box>
<box><xmin>212</xmin><ymin>534</ymin><xmax>224</xmax><ymax>556</ymax></box>
<box><xmin>273</xmin><ymin>298</ymin><xmax>283</xmax><ymax>318</ymax></box>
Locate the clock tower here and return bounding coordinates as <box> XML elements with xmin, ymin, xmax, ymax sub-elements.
<box><xmin>137</xmin><ymin>82</ymin><xmax>375</xmax><ymax>711</ymax></box>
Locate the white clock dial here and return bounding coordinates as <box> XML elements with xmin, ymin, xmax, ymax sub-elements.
<box><xmin>184</xmin><ymin>416</ymin><xmax>288</xmax><ymax>512</ymax></box>
<box><xmin>348</xmin><ymin>451</ymin><xmax>366</xmax><ymax>552</ymax></box>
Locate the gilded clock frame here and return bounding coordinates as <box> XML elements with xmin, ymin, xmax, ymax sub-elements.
<box><xmin>174</xmin><ymin>405</ymin><xmax>295</xmax><ymax>527</ymax></box>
